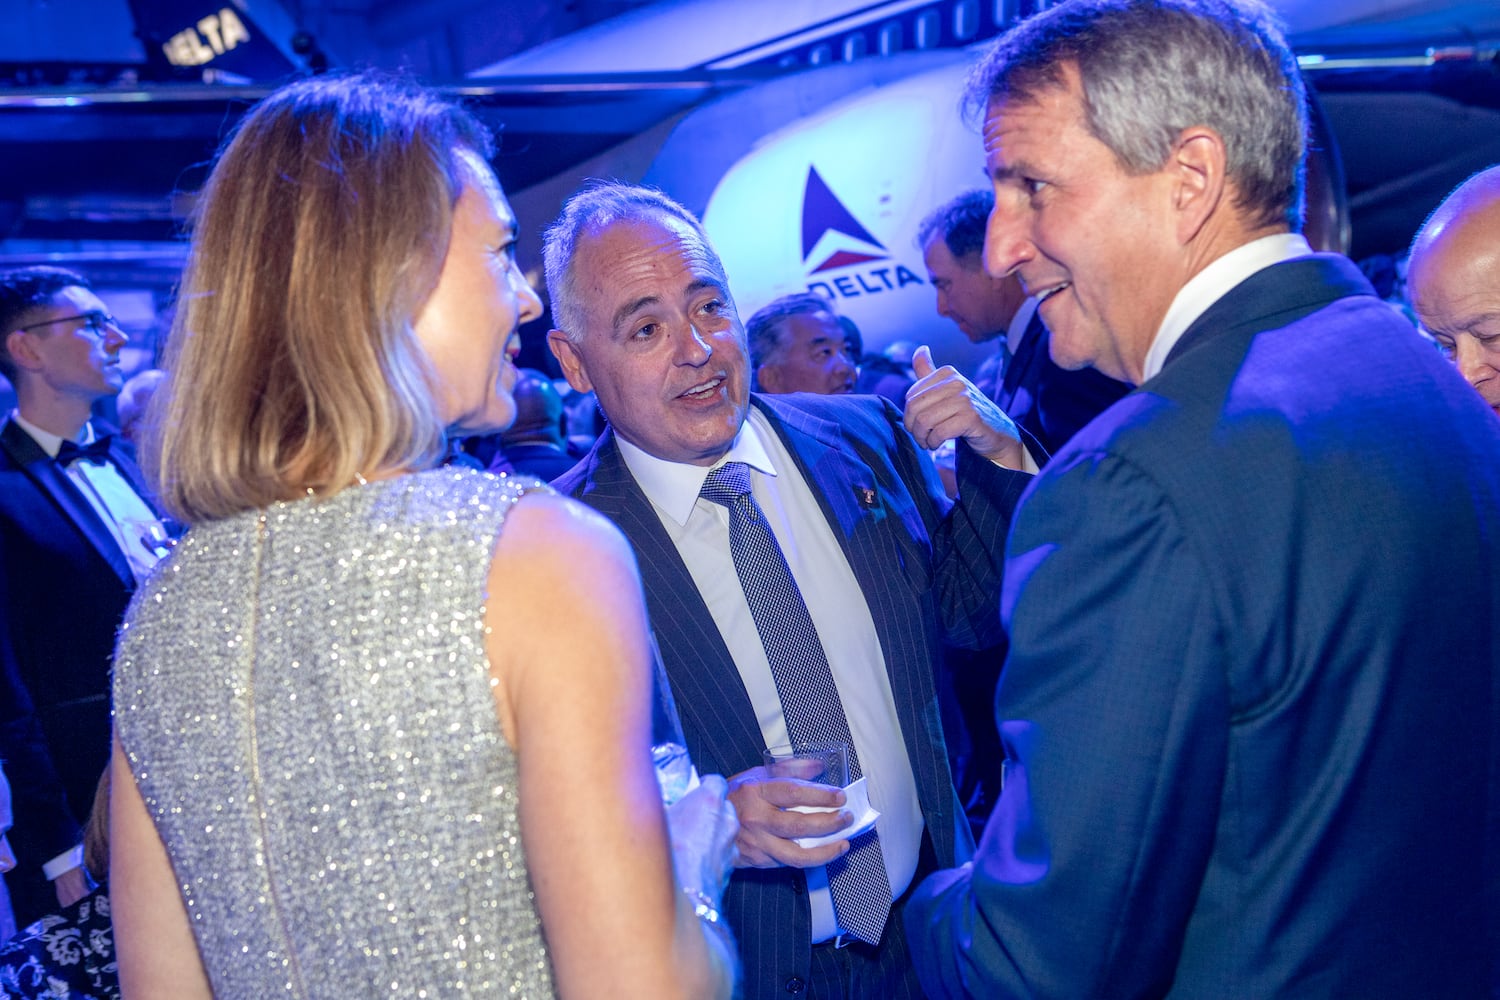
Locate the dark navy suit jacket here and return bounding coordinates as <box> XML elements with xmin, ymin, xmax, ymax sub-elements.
<box><xmin>0</xmin><ymin>417</ymin><xmax>161</xmax><ymax>921</ymax></box>
<box><xmin>907</xmin><ymin>255</ymin><xmax>1500</xmax><ymax>997</ymax></box>
<box><xmin>555</xmin><ymin>391</ymin><xmax>1030</xmax><ymax>999</ymax></box>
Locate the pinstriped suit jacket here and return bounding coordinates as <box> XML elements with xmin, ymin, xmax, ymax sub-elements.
<box><xmin>554</xmin><ymin>391</ymin><xmax>1030</xmax><ymax>999</ymax></box>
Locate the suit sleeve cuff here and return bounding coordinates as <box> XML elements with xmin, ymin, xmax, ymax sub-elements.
<box><xmin>42</xmin><ymin>844</ymin><xmax>84</xmax><ymax>880</ymax></box>
<box><xmin>956</xmin><ymin>438</ymin><xmax>1039</xmax><ymax>478</ymax></box>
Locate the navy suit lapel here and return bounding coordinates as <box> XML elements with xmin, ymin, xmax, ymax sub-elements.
<box><xmin>996</xmin><ymin>313</ymin><xmax>1045</xmax><ymax>409</ymax></box>
<box><xmin>754</xmin><ymin>396</ymin><xmax>879</xmax><ymax>573</ymax></box>
<box><xmin>0</xmin><ymin>419</ymin><xmax>133</xmax><ymax>588</ymax></box>
<box><xmin>755</xmin><ymin>395</ymin><xmax>962</xmax><ymax>863</ymax></box>
<box><xmin>574</xmin><ymin>431</ymin><xmax>766</xmax><ymax>776</ymax></box>
<box><xmin>1166</xmin><ymin>254</ymin><xmax>1374</xmax><ymax>369</ymax></box>
<box><xmin>753</xmin><ymin>397</ymin><xmax>912</xmax><ymax>693</ymax></box>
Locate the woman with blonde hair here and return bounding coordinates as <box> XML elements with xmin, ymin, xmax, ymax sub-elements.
<box><xmin>109</xmin><ymin>71</ymin><xmax>737</xmax><ymax>998</ymax></box>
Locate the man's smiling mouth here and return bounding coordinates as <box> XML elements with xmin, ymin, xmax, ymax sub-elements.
<box><xmin>679</xmin><ymin>374</ymin><xmax>726</xmax><ymax>399</ymax></box>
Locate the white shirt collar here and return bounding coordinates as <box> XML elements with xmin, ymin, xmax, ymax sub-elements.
<box><xmin>10</xmin><ymin>410</ymin><xmax>95</xmax><ymax>459</ymax></box>
<box><xmin>1141</xmin><ymin>233</ymin><xmax>1313</xmax><ymax>382</ymax></box>
<box><xmin>1007</xmin><ymin>296</ymin><xmax>1039</xmax><ymax>346</ymax></box>
<box><xmin>616</xmin><ymin>408</ymin><xmax>777</xmax><ymax>527</ymax></box>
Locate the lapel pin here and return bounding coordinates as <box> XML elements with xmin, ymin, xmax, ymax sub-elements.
<box><xmin>857</xmin><ymin>486</ymin><xmax>877</xmax><ymax>508</ymax></box>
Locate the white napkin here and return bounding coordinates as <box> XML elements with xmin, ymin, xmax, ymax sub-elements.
<box><xmin>787</xmin><ymin>776</ymin><xmax>881</xmax><ymax>849</ymax></box>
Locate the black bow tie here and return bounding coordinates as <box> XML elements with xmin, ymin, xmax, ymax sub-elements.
<box><xmin>56</xmin><ymin>436</ymin><xmax>114</xmax><ymax>468</ymax></box>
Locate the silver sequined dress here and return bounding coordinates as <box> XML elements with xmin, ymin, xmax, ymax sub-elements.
<box><xmin>114</xmin><ymin>469</ymin><xmax>557</xmax><ymax>998</ymax></box>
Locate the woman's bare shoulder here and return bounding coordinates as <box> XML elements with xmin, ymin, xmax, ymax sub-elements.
<box><xmin>498</xmin><ymin>490</ymin><xmax>632</xmax><ymax>564</ymax></box>
<box><xmin>487</xmin><ymin>490</ymin><xmax>643</xmax><ymax>641</ymax></box>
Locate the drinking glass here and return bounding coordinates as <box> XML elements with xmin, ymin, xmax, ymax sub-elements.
<box><xmin>761</xmin><ymin>740</ymin><xmax>849</xmax><ymax>788</ymax></box>
<box><xmin>648</xmin><ymin>633</ymin><xmax>699</xmax><ymax>805</ymax></box>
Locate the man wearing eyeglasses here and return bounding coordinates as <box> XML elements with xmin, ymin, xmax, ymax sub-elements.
<box><xmin>0</xmin><ymin>266</ymin><xmax>171</xmax><ymax>928</ymax></box>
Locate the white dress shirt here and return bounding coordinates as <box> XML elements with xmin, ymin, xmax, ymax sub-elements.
<box><xmin>618</xmin><ymin>408</ymin><xmax>924</xmax><ymax>943</ymax></box>
<box><xmin>1142</xmin><ymin>233</ymin><xmax>1314</xmax><ymax>382</ymax></box>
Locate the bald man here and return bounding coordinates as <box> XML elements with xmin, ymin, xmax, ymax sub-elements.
<box><xmin>1409</xmin><ymin>165</ymin><xmax>1500</xmax><ymax>415</ymax></box>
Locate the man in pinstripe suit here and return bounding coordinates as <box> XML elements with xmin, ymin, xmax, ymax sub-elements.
<box><xmin>544</xmin><ymin>182</ymin><xmax>1031</xmax><ymax>1000</ymax></box>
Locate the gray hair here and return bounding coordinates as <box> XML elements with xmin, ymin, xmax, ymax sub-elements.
<box><xmin>966</xmin><ymin>0</ymin><xmax>1306</xmax><ymax>230</ymax></box>
<box><xmin>916</xmin><ymin>189</ymin><xmax>994</xmax><ymax>260</ymax></box>
<box><xmin>543</xmin><ymin>180</ymin><xmax>723</xmax><ymax>342</ymax></box>
<box><xmin>745</xmin><ymin>292</ymin><xmax>835</xmax><ymax>368</ymax></box>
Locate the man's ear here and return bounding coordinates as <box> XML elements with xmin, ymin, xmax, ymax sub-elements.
<box><xmin>4</xmin><ymin>329</ymin><xmax>40</xmax><ymax>374</ymax></box>
<box><xmin>1169</xmin><ymin>126</ymin><xmax>1227</xmax><ymax>245</ymax></box>
<box><xmin>547</xmin><ymin>329</ymin><xmax>593</xmax><ymax>393</ymax></box>
<box><xmin>755</xmin><ymin>362</ymin><xmax>782</xmax><ymax>394</ymax></box>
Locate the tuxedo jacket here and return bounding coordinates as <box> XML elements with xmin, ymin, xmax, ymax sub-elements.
<box><xmin>908</xmin><ymin>256</ymin><xmax>1500</xmax><ymax>998</ymax></box>
<box><xmin>995</xmin><ymin>309</ymin><xmax>1131</xmax><ymax>459</ymax></box>
<box><xmin>0</xmin><ymin>418</ymin><xmax>161</xmax><ymax>911</ymax></box>
<box><xmin>555</xmin><ymin>392</ymin><xmax>1030</xmax><ymax>999</ymax></box>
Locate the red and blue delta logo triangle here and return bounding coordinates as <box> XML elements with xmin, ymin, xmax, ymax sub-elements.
<box><xmin>796</xmin><ymin>166</ymin><xmax>925</xmax><ymax>302</ymax></box>
<box><xmin>801</xmin><ymin>167</ymin><xmax>888</xmax><ymax>274</ymax></box>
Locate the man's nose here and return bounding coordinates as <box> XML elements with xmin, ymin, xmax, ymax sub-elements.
<box><xmin>0</xmin><ymin>835</ymin><xmax>15</xmax><ymax>874</ymax></box>
<box><xmin>935</xmin><ymin>290</ymin><xmax>952</xmax><ymax>319</ymax></box>
<box><xmin>984</xmin><ymin>199</ymin><xmax>1034</xmax><ymax>279</ymax></box>
<box><xmin>675</xmin><ymin>324</ymin><xmax>713</xmax><ymax>364</ymax></box>
<box><xmin>512</xmin><ymin>268</ymin><xmax>544</xmax><ymax>326</ymax></box>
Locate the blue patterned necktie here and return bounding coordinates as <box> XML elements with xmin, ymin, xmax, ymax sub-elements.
<box><xmin>699</xmin><ymin>461</ymin><xmax>891</xmax><ymax>945</ymax></box>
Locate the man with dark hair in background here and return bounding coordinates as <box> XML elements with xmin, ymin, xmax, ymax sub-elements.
<box><xmin>919</xmin><ymin>188</ymin><xmax>1128</xmax><ymax>457</ymax></box>
<box><xmin>906</xmin><ymin>1</ymin><xmax>1500</xmax><ymax>996</ymax></box>
<box><xmin>495</xmin><ymin>367</ymin><xmax>580</xmax><ymax>481</ymax></box>
<box><xmin>0</xmin><ymin>266</ymin><xmax>170</xmax><ymax>926</ymax></box>
<box><xmin>746</xmin><ymin>292</ymin><xmax>858</xmax><ymax>396</ymax></box>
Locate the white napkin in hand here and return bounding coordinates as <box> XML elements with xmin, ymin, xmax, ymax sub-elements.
<box><xmin>787</xmin><ymin>776</ymin><xmax>880</xmax><ymax>849</ymax></box>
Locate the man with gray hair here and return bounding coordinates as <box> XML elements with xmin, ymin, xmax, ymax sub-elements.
<box><xmin>544</xmin><ymin>180</ymin><xmax>1030</xmax><ymax>999</ymax></box>
<box><xmin>745</xmin><ymin>293</ymin><xmax>857</xmax><ymax>396</ymax></box>
<box><xmin>1409</xmin><ymin>165</ymin><xmax>1500</xmax><ymax>417</ymax></box>
<box><xmin>905</xmin><ymin>1</ymin><xmax>1500</xmax><ymax>996</ymax></box>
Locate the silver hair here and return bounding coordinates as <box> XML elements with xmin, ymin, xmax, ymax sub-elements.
<box><xmin>966</xmin><ymin>0</ymin><xmax>1306</xmax><ymax>230</ymax></box>
<box><xmin>542</xmin><ymin>180</ymin><xmax>725</xmax><ymax>342</ymax></box>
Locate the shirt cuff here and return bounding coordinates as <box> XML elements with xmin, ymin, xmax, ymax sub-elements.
<box><xmin>42</xmin><ymin>844</ymin><xmax>84</xmax><ymax>881</ymax></box>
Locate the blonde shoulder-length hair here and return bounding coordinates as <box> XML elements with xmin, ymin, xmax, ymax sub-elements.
<box><xmin>149</xmin><ymin>71</ymin><xmax>492</xmax><ymax>523</ymax></box>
